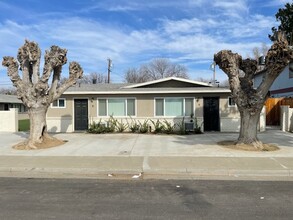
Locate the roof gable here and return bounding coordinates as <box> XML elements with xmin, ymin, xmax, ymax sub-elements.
<box><xmin>123</xmin><ymin>77</ymin><xmax>211</xmax><ymax>89</ymax></box>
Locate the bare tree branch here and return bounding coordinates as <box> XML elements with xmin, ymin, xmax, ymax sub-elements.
<box><xmin>124</xmin><ymin>58</ymin><xmax>189</xmax><ymax>83</ymax></box>
<box><xmin>54</xmin><ymin>62</ymin><xmax>83</xmax><ymax>100</ymax></box>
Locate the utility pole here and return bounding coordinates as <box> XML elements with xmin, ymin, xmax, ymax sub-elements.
<box><xmin>107</xmin><ymin>58</ymin><xmax>112</xmax><ymax>84</ymax></box>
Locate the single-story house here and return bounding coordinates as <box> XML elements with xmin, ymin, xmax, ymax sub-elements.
<box><xmin>0</xmin><ymin>94</ymin><xmax>28</xmax><ymax>120</ymax></box>
<box><xmin>0</xmin><ymin>94</ymin><xmax>28</xmax><ymax>131</ymax></box>
<box><xmin>0</xmin><ymin>94</ymin><xmax>27</xmax><ymax>112</ymax></box>
<box><xmin>47</xmin><ymin>77</ymin><xmax>265</xmax><ymax>133</ymax></box>
<box><xmin>254</xmin><ymin>62</ymin><xmax>293</xmax><ymax>97</ymax></box>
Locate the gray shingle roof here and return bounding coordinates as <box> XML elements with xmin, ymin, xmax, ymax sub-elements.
<box><xmin>66</xmin><ymin>83</ymin><xmax>131</xmax><ymax>92</ymax></box>
<box><xmin>65</xmin><ymin>78</ymin><xmax>230</xmax><ymax>94</ymax></box>
<box><xmin>0</xmin><ymin>94</ymin><xmax>22</xmax><ymax>104</ymax></box>
<box><xmin>65</xmin><ymin>83</ymin><xmax>230</xmax><ymax>94</ymax></box>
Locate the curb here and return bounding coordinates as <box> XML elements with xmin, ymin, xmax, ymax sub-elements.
<box><xmin>0</xmin><ymin>167</ymin><xmax>292</xmax><ymax>180</ymax></box>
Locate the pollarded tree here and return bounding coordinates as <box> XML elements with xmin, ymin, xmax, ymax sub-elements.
<box><xmin>214</xmin><ymin>32</ymin><xmax>293</xmax><ymax>150</ymax></box>
<box><xmin>2</xmin><ymin>40</ymin><xmax>83</xmax><ymax>149</ymax></box>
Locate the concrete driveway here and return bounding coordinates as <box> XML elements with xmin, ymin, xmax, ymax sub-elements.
<box><xmin>0</xmin><ymin>129</ymin><xmax>293</xmax><ymax>179</ymax></box>
<box><xmin>0</xmin><ymin>129</ymin><xmax>292</xmax><ymax>157</ymax></box>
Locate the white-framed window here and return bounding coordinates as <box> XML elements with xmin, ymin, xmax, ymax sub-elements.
<box><xmin>51</xmin><ymin>98</ymin><xmax>66</xmax><ymax>108</ymax></box>
<box><xmin>155</xmin><ymin>97</ymin><xmax>194</xmax><ymax>117</ymax></box>
<box><xmin>228</xmin><ymin>97</ymin><xmax>236</xmax><ymax>107</ymax></box>
<box><xmin>98</xmin><ymin>98</ymin><xmax>136</xmax><ymax>116</ymax></box>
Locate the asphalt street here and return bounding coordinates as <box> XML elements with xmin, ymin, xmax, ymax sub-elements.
<box><xmin>0</xmin><ymin>178</ymin><xmax>292</xmax><ymax>220</ymax></box>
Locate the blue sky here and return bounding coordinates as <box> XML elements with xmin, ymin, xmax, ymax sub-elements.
<box><xmin>0</xmin><ymin>0</ymin><xmax>289</xmax><ymax>86</ymax></box>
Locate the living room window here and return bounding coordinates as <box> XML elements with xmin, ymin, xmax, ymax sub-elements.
<box><xmin>155</xmin><ymin>98</ymin><xmax>194</xmax><ymax>117</ymax></box>
<box><xmin>98</xmin><ymin>98</ymin><xmax>136</xmax><ymax>116</ymax></box>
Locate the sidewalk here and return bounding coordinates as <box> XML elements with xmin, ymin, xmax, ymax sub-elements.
<box><xmin>0</xmin><ymin>129</ymin><xmax>293</xmax><ymax>180</ymax></box>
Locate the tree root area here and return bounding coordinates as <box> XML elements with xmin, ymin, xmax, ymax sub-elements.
<box><xmin>13</xmin><ymin>137</ymin><xmax>66</xmax><ymax>150</ymax></box>
<box><xmin>218</xmin><ymin>141</ymin><xmax>279</xmax><ymax>151</ymax></box>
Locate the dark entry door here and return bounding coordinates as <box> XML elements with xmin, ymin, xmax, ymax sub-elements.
<box><xmin>74</xmin><ymin>99</ymin><xmax>88</xmax><ymax>130</ymax></box>
<box><xmin>204</xmin><ymin>97</ymin><xmax>220</xmax><ymax>131</ymax></box>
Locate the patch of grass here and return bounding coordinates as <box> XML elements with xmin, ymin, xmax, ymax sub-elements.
<box><xmin>18</xmin><ymin>119</ymin><xmax>30</xmax><ymax>132</ymax></box>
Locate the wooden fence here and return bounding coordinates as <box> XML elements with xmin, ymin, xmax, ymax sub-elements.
<box><xmin>265</xmin><ymin>98</ymin><xmax>293</xmax><ymax>125</ymax></box>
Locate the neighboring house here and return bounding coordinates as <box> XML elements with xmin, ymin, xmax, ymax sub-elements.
<box><xmin>0</xmin><ymin>94</ymin><xmax>27</xmax><ymax>113</ymax></box>
<box><xmin>0</xmin><ymin>94</ymin><xmax>28</xmax><ymax>132</ymax></box>
<box><xmin>46</xmin><ymin>77</ymin><xmax>255</xmax><ymax>133</ymax></box>
<box><xmin>254</xmin><ymin>63</ymin><xmax>293</xmax><ymax>97</ymax></box>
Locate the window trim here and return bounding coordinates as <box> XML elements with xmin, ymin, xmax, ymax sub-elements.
<box><xmin>51</xmin><ymin>98</ymin><xmax>66</xmax><ymax>108</ymax></box>
<box><xmin>98</xmin><ymin>97</ymin><xmax>137</xmax><ymax>117</ymax></box>
<box><xmin>154</xmin><ymin>97</ymin><xmax>194</xmax><ymax>117</ymax></box>
<box><xmin>228</xmin><ymin>97</ymin><xmax>236</xmax><ymax>107</ymax></box>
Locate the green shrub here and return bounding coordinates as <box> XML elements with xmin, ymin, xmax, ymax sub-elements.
<box><xmin>193</xmin><ymin>117</ymin><xmax>203</xmax><ymax>134</ymax></box>
<box><xmin>115</xmin><ymin>119</ymin><xmax>128</xmax><ymax>133</ymax></box>
<box><xmin>87</xmin><ymin>116</ymin><xmax>202</xmax><ymax>135</ymax></box>
<box><xmin>150</xmin><ymin>119</ymin><xmax>164</xmax><ymax>134</ymax></box>
<box><xmin>106</xmin><ymin>116</ymin><xmax>116</xmax><ymax>133</ymax></box>
<box><xmin>176</xmin><ymin>117</ymin><xmax>187</xmax><ymax>135</ymax></box>
<box><xmin>87</xmin><ymin>120</ymin><xmax>107</xmax><ymax>134</ymax></box>
<box><xmin>139</xmin><ymin>119</ymin><xmax>149</xmax><ymax>133</ymax></box>
<box><xmin>128</xmin><ymin>116</ymin><xmax>140</xmax><ymax>133</ymax></box>
<box><xmin>162</xmin><ymin>120</ymin><xmax>175</xmax><ymax>134</ymax></box>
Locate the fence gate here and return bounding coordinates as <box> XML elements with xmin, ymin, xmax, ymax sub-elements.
<box><xmin>265</xmin><ymin>98</ymin><xmax>293</xmax><ymax>125</ymax></box>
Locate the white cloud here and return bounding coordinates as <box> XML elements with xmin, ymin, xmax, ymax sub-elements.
<box><xmin>161</xmin><ymin>18</ymin><xmax>204</xmax><ymax>34</ymax></box>
<box><xmin>265</xmin><ymin>0</ymin><xmax>290</xmax><ymax>7</ymax></box>
<box><xmin>212</xmin><ymin>0</ymin><xmax>249</xmax><ymax>18</ymax></box>
<box><xmin>82</xmin><ymin>0</ymin><xmax>190</xmax><ymax>12</ymax></box>
<box><xmin>0</xmin><ymin>17</ymin><xmax>164</xmax><ymax>83</ymax></box>
<box><xmin>0</xmin><ymin>0</ymin><xmax>280</xmax><ymax>84</ymax></box>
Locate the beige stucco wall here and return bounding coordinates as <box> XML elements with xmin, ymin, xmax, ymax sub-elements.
<box><xmin>219</xmin><ymin>96</ymin><xmax>240</xmax><ymax>132</ymax></box>
<box><xmin>136</xmin><ymin>95</ymin><xmax>154</xmax><ymax>117</ymax></box>
<box><xmin>47</xmin><ymin>94</ymin><xmax>240</xmax><ymax>118</ymax></box>
<box><xmin>47</xmin><ymin>93</ymin><xmax>268</xmax><ymax>133</ymax></box>
<box><xmin>47</xmin><ymin>94</ymin><xmax>233</xmax><ymax>132</ymax></box>
<box><xmin>18</xmin><ymin>113</ymin><xmax>29</xmax><ymax>120</ymax></box>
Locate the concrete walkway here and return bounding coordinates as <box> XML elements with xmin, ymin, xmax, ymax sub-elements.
<box><xmin>0</xmin><ymin>129</ymin><xmax>293</xmax><ymax>179</ymax></box>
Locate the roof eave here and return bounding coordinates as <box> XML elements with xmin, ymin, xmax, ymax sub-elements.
<box><xmin>64</xmin><ymin>89</ymin><xmax>231</xmax><ymax>95</ymax></box>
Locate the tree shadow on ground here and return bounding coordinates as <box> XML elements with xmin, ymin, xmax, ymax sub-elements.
<box><xmin>171</xmin><ymin>132</ymin><xmax>238</xmax><ymax>146</ymax></box>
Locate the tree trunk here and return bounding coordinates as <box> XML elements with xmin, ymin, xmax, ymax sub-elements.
<box><xmin>27</xmin><ymin>107</ymin><xmax>49</xmax><ymax>149</ymax></box>
<box><xmin>237</xmin><ymin>108</ymin><xmax>263</xmax><ymax>149</ymax></box>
